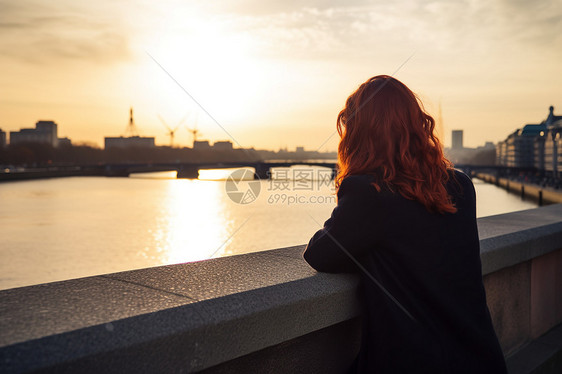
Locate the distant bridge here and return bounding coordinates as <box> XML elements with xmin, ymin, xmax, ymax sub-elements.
<box><xmin>108</xmin><ymin>162</ymin><xmax>535</xmax><ymax>180</ymax></box>
<box><xmin>0</xmin><ymin>162</ymin><xmax>541</xmax><ymax>182</ymax></box>
<box><xmin>103</xmin><ymin>161</ymin><xmax>337</xmax><ymax>179</ymax></box>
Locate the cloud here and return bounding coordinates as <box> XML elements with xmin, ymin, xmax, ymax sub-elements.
<box><xmin>204</xmin><ymin>0</ymin><xmax>561</xmax><ymax>63</ymax></box>
<box><xmin>0</xmin><ymin>0</ymin><xmax>133</xmax><ymax>65</ymax></box>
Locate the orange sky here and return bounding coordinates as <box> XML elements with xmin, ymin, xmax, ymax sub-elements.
<box><xmin>1</xmin><ymin>0</ymin><xmax>561</xmax><ymax>150</ymax></box>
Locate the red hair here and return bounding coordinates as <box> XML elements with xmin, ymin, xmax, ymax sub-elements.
<box><xmin>336</xmin><ymin>75</ymin><xmax>456</xmax><ymax>214</ymax></box>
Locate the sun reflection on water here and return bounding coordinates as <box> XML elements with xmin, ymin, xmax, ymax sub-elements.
<box><xmin>156</xmin><ymin>179</ymin><xmax>232</xmax><ymax>264</ymax></box>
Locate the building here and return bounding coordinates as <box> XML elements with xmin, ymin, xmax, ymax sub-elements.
<box><xmin>445</xmin><ymin>139</ymin><xmax>496</xmax><ymax>165</ymax></box>
<box><xmin>10</xmin><ymin>120</ymin><xmax>59</xmax><ymax>147</ymax></box>
<box><xmin>497</xmin><ymin>106</ymin><xmax>562</xmax><ymax>175</ymax></box>
<box><xmin>0</xmin><ymin>128</ymin><xmax>6</xmax><ymax>148</ymax></box>
<box><xmin>496</xmin><ymin>141</ymin><xmax>507</xmax><ymax>166</ymax></box>
<box><xmin>542</xmin><ymin>106</ymin><xmax>562</xmax><ymax>176</ymax></box>
<box><xmin>104</xmin><ymin>136</ymin><xmax>155</xmax><ymax>149</ymax></box>
<box><xmin>213</xmin><ymin>141</ymin><xmax>233</xmax><ymax>151</ymax></box>
<box><xmin>534</xmin><ymin>132</ymin><xmax>546</xmax><ymax>170</ymax></box>
<box><xmin>57</xmin><ymin>137</ymin><xmax>72</xmax><ymax>147</ymax></box>
<box><xmin>452</xmin><ymin>130</ymin><xmax>464</xmax><ymax>150</ymax></box>
<box><xmin>193</xmin><ymin>140</ymin><xmax>211</xmax><ymax>150</ymax></box>
<box><xmin>505</xmin><ymin>125</ymin><xmax>545</xmax><ymax>168</ymax></box>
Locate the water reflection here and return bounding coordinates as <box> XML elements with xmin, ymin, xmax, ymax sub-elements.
<box><xmin>129</xmin><ymin>170</ymin><xmax>178</xmax><ymax>179</ymax></box>
<box><xmin>157</xmin><ymin>180</ymin><xmax>232</xmax><ymax>263</ymax></box>
<box><xmin>199</xmin><ymin>167</ymin><xmax>255</xmax><ymax>181</ymax></box>
<box><xmin>0</xmin><ymin>171</ymin><xmax>542</xmax><ymax>290</ymax></box>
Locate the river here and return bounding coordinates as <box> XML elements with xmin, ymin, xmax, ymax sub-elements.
<box><xmin>0</xmin><ymin>169</ymin><xmax>537</xmax><ymax>290</ymax></box>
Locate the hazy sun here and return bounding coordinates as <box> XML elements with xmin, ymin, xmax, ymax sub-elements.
<box><xmin>139</xmin><ymin>10</ymin><xmax>266</xmax><ymax>128</ymax></box>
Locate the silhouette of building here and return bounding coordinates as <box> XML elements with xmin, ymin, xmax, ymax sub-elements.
<box><xmin>104</xmin><ymin>136</ymin><xmax>155</xmax><ymax>149</ymax></box>
<box><xmin>534</xmin><ymin>131</ymin><xmax>546</xmax><ymax>171</ymax></box>
<box><xmin>0</xmin><ymin>128</ymin><xmax>6</xmax><ymax>148</ymax></box>
<box><xmin>193</xmin><ymin>140</ymin><xmax>211</xmax><ymax>150</ymax></box>
<box><xmin>543</xmin><ymin>106</ymin><xmax>562</xmax><ymax>176</ymax></box>
<box><xmin>497</xmin><ymin>106</ymin><xmax>562</xmax><ymax>175</ymax></box>
<box><xmin>57</xmin><ymin>137</ymin><xmax>72</xmax><ymax>147</ymax></box>
<box><xmin>213</xmin><ymin>141</ymin><xmax>233</xmax><ymax>151</ymax></box>
<box><xmin>10</xmin><ymin>121</ymin><xmax>59</xmax><ymax>147</ymax></box>
<box><xmin>452</xmin><ymin>130</ymin><xmax>463</xmax><ymax>150</ymax></box>
<box><xmin>445</xmin><ymin>139</ymin><xmax>495</xmax><ymax>165</ymax></box>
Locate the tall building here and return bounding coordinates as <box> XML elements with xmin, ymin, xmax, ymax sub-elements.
<box><xmin>0</xmin><ymin>128</ymin><xmax>6</xmax><ymax>148</ymax></box>
<box><xmin>452</xmin><ymin>130</ymin><xmax>463</xmax><ymax>150</ymax></box>
<box><xmin>10</xmin><ymin>120</ymin><xmax>59</xmax><ymax>147</ymax></box>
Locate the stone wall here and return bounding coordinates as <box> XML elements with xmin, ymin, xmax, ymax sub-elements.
<box><xmin>1</xmin><ymin>205</ymin><xmax>562</xmax><ymax>373</ymax></box>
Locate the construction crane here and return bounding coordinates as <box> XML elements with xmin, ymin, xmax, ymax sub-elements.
<box><xmin>186</xmin><ymin>110</ymin><xmax>201</xmax><ymax>147</ymax></box>
<box><xmin>158</xmin><ymin>115</ymin><xmax>186</xmax><ymax>147</ymax></box>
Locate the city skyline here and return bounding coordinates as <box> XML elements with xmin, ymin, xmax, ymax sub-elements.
<box><xmin>3</xmin><ymin>116</ymin><xmax>497</xmax><ymax>152</ymax></box>
<box><xmin>1</xmin><ymin>0</ymin><xmax>561</xmax><ymax>150</ymax></box>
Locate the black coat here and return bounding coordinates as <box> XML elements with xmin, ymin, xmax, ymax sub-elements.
<box><xmin>304</xmin><ymin>171</ymin><xmax>507</xmax><ymax>373</ymax></box>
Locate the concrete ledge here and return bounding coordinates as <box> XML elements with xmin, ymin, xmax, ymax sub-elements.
<box><xmin>1</xmin><ymin>205</ymin><xmax>562</xmax><ymax>373</ymax></box>
<box><xmin>507</xmin><ymin>323</ymin><xmax>562</xmax><ymax>374</ymax></box>
<box><xmin>478</xmin><ymin>204</ymin><xmax>562</xmax><ymax>275</ymax></box>
<box><xmin>0</xmin><ymin>248</ymin><xmax>360</xmax><ymax>373</ymax></box>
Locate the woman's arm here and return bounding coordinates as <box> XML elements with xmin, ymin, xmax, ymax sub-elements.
<box><xmin>303</xmin><ymin>175</ymin><xmax>378</xmax><ymax>273</ymax></box>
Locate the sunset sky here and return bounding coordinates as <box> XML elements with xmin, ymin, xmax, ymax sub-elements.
<box><xmin>1</xmin><ymin>0</ymin><xmax>561</xmax><ymax>150</ymax></box>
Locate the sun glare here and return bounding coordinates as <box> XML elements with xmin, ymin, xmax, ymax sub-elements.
<box><xmin>141</xmin><ymin>11</ymin><xmax>266</xmax><ymax>128</ymax></box>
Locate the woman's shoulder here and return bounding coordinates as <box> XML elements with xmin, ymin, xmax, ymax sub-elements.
<box><xmin>339</xmin><ymin>174</ymin><xmax>377</xmax><ymax>190</ymax></box>
<box><xmin>451</xmin><ymin>169</ymin><xmax>472</xmax><ymax>184</ymax></box>
<box><xmin>338</xmin><ymin>174</ymin><xmax>390</xmax><ymax>201</ymax></box>
<box><xmin>449</xmin><ymin>169</ymin><xmax>476</xmax><ymax>193</ymax></box>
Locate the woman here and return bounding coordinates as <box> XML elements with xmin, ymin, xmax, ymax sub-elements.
<box><xmin>303</xmin><ymin>75</ymin><xmax>507</xmax><ymax>373</ymax></box>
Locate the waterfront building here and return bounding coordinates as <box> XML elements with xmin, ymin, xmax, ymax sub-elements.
<box><xmin>505</xmin><ymin>125</ymin><xmax>545</xmax><ymax>168</ymax></box>
<box><xmin>497</xmin><ymin>106</ymin><xmax>561</xmax><ymax>172</ymax></box>
<box><xmin>543</xmin><ymin>106</ymin><xmax>562</xmax><ymax>177</ymax></box>
<box><xmin>544</xmin><ymin>126</ymin><xmax>562</xmax><ymax>176</ymax></box>
<box><xmin>10</xmin><ymin>120</ymin><xmax>59</xmax><ymax>147</ymax></box>
<box><xmin>496</xmin><ymin>141</ymin><xmax>507</xmax><ymax>166</ymax></box>
<box><xmin>534</xmin><ymin>132</ymin><xmax>546</xmax><ymax>170</ymax></box>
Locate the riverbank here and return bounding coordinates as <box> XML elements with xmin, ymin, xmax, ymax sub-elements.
<box><xmin>0</xmin><ymin>166</ymin><xmax>104</xmax><ymax>181</ymax></box>
<box><xmin>475</xmin><ymin>173</ymin><xmax>562</xmax><ymax>205</ymax></box>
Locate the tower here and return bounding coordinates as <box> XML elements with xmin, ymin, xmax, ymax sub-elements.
<box><xmin>452</xmin><ymin>130</ymin><xmax>463</xmax><ymax>150</ymax></box>
<box><xmin>124</xmin><ymin>107</ymin><xmax>139</xmax><ymax>137</ymax></box>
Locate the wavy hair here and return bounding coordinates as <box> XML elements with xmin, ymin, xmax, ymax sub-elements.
<box><xmin>336</xmin><ymin>75</ymin><xmax>456</xmax><ymax>214</ymax></box>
